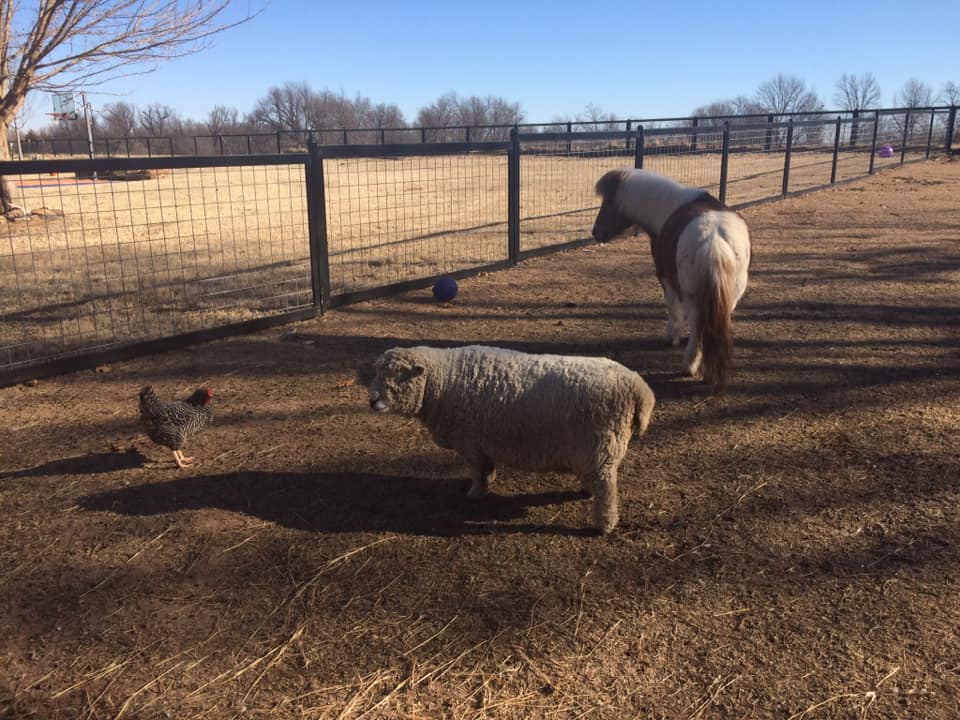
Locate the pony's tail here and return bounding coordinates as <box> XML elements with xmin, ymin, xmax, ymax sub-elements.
<box><xmin>697</xmin><ymin>244</ymin><xmax>736</xmax><ymax>393</ymax></box>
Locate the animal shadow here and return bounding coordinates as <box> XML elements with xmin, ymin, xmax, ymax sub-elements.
<box><xmin>79</xmin><ymin>470</ymin><xmax>593</xmax><ymax>536</ymax></box>
<box><xmin>1</xmin><ymin>449</ymin><xmax>147</xmax><ymax>479</ymax></box>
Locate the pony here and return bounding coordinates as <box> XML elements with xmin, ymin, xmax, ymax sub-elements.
<box><xmin>591</xmin><ymin>168</ymin><xmax>751</xmax><ymax>392</ymax></box>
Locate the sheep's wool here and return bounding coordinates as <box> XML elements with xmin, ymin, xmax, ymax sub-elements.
<box><xmin>369</xmin><ymin>345</ymin><xmax>655</xmax><ymax>533</ymax></box>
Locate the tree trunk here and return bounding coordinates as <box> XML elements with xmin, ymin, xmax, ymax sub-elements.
<box><xmin>0</xmin><ymin>123</ymin><xmax>23</xmax><ymax>216</ymax></box>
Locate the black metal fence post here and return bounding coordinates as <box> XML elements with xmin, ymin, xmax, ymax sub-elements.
<box><xmin>946</xmin><ymin>106</ymin><xmax>957</xmax><ymax>153</ymax></box>
<box><xmin>305</xmin><ymin>135</ymin><xmax>331</xmax><ymax>314</ymax></box>
<box><xmin>900</xmin><ymin>110</ymin><xmax>910</xmax><ymax>164</ymax></box>
<box><xmin>764</xmin><ymin>113</ymin><xmax>774</xmax><ymax>152</ymax></box>
<box><xmin>634</xmin><ymin>126</ymin><xmax>645</xmax><ymax>169</ymax></box>
<box><xmin>566</xmin><ymin>121</ymin><xmax>572</xmax><ymax>153</ymax></box>
<box><xmin>508</xmin><ymin>126</ymin><xmax>521</xmax><ymax>265</ymax></box>
<box><xmin>830</xmin><ymin>116</ymin><xmax>841</xmax><ymax>185</ymax></box>
<box><xmin>926</xmin><ymin>108</ymin><xmax>936</xmax><ymax>158</ymax></box>
<box><xmin>869</xmin><ymin>111</ymin><xmax>880</xmax><ymax>174</ymax></box>
<box><xmin>625</xmin><ymin>119</ymin><xmax>632</xmax><ymax>153</ymax></box>
<box><xmin>691</xmin><ymin>116</ymin><xmax>699</xmax><ymax>152</ymax></box>
<box><xmin>719</xmin><ymin>122</ymin><xmax>730</xmax><ymax>204</ymax></box>
<box><xmin>782</xmin><ymin>120</ymin><xmax>794</xmax><ymax>196</ymax></box>
<box><xmin>850</xmin><ymin>109</ymin><xmax>860</xmax><ymax>147</ymax></box>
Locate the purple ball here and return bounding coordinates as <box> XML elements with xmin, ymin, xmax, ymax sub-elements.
<box><xmin>432</xmin><ymin>276</ymin><xmax>458</xmax><ymax>301</ymax></box>
<box><xmin>878</xmin><ymin>144</ymin><xmax>895</xmax><ymax>158</ymax></box>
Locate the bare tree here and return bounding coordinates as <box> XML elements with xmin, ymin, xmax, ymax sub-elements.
<box><xmin>250</xmin><ymin>82</ymin><xmax>313</xmax><ymax>132</ymax></box>
<box><xmin>937</xmin><ymin>81</ymin><xmax>960</xmax><ymax>106</ymax></box>
<box><xmin>139</xmin><ymin>103</ymin><xmax>178</xmax><ymax>137</ymax></box>
<box><xmin>892</xmin><ymin>78</ymin><xmax>934</xmax><ymax>138</ymax></box>
<box><xmin>833</xmin><ymin>73</ymin><xmax>881</xmax><ymax>111</ymax></box>
<box><xmin>833</xmin><ymin>73</ymin><xmax>881</xmax><ymax>146</ymax></box>
<box><xmin>576</xmin><ymin>103</ymin><xmax>618</xmax><ymax>131</ymax></box>
<box><xmin>756</xmin><ymin>73</ymin><xmax>825</xmax><ymax>118</ymax></box>
<box><xmin>416</xmin><ymin>92</ymin><xmax>523</xmax><ymax>142</ymax></box>
<box><xmin>100</xmin><ymin>101</ymin><xmax>138</xmax><ymax>138</ymax></box>
<box><xmin>206</xmin><ymin>105</ymin><xmax>240</xmax><ymax>136</ymax></box>
<box><xmin>731</xmin><ymin>95</ymin><xmax>768</xmax><ymax>117</ymax></box>
<box><xmin>895</xmin><ymin>78</ymin><xmax>934</xmax><ymax>109</ymax></box>
<box><xmin>0</xmin><ymin>0</ymin><xmax>257</xmax><ymax>213</ymax></box>
<box><xmin>416</xmin><ymin>92</ymin><xmax>463</xmax><ymax>141</ymax></box>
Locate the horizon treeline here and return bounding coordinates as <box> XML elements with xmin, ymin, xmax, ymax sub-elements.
<box><xmin>14</xmin><ymin>74</ymin><xmax>960</xmax><ymax>143</ymax></box>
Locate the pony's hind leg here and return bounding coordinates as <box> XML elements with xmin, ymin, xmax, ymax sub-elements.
<box><xmin>662</xmin><ymin>283</ymin><xmax>685</xmax><ymax>346</ymax></box>
<box><xmin>681</xmin><ymin>299</ymin><xmax>703</xmax><ymax>377</ymax></box>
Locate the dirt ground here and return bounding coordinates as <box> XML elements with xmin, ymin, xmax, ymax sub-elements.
<box><xmin>2</xmin><ymin>157</ymin><xmax>959</xmax><ymax>719</ymax></box>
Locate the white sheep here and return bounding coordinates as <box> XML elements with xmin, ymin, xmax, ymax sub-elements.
<box><xmin>367</xmin><ymin>345</ymin><xmax>656</xmax><ymax>533</ymax></box>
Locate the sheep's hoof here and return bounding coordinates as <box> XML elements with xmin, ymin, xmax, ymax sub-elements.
<box><xmin>593</xmin><ymin>516</ymin><xmax>618</xmax><ymax>535</ymax></box>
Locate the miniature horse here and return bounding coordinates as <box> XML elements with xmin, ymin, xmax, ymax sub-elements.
<box><xmin>591</xmin><ymin>169</ymin><xmax>751</xmax><ymax>392</ymax></box>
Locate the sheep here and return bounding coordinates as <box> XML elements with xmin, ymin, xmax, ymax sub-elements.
<box><xmin>367</xmin><ymin>344</ymin><xmax>656</xmax><ymax>533</ymax></box>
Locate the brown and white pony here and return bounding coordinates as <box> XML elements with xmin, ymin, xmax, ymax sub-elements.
<box><xmin>592</xmin><ymin>169</ymin><xmax>751</xmax><ymax>392</ymax></box>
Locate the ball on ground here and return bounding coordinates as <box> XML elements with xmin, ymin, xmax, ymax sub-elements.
<box><xmin>878</xmin><ymin>144</ymin><xmax>895</xmax><ymax>158</ymax></box>
<box><xmin>432</xmin><ymin>276</ymin><xmax>458</xmax><ymax>302</ymax></box>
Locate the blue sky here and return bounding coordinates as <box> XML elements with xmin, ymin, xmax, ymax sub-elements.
<box><xmin>20</xmin><ymin>0</ymin><xmax>960</xmax><ymax>129</ymax></box>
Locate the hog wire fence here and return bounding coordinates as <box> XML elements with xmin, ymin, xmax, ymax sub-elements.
<box><xmin>1</xmin><ymin>106</ymin><xmax>956</xmax><ymax>385</ymax></box>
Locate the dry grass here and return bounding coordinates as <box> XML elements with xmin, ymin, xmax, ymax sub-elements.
<box><xmin>1</xmin><ymin>155</ymin><xmax>958</xmax><ymax>719</ymax></box>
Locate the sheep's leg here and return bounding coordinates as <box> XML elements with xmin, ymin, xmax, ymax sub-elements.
<box><xmin>662</xmin><ymin>283</ymin><xmax>685</xmax><ymax>346</ymax></box>
<box><xmin>466</xmin><ymin>461</ymin><xmax>496</xmax><ymax>499</ymax></box>
<box><xmin>590</xmin><ymin>467</ymin><xmax>619</xmax><ymax>534</ymax></box>
<box><xmin>681</xmin><ymin>299</ymin><xmax>703</xmax><ymax>377</ymax></box>
<box><xmin>578</xmin><ymin>474</ymin><xmax>594</xmax><ymax>498</ymax></box>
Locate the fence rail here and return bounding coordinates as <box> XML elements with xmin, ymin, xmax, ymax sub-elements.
<box><xmin>1</xmin><ymin>108</ymin><xmax>954</xmax><ymax>385</ymax></box>
<box><xmin>11</xmin><ymin>106</ymin><xmax>957</xmax><ymax>159</ymax></box>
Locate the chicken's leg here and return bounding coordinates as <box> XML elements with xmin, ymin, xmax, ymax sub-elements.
<box><xmin>173</xmin><ymin>450</ymin><xmax>194</xmax><ymax>468</ymax></box>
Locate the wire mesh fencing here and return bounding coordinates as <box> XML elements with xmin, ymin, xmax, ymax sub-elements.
<box><xmin>518</xmin><ymin>132</ymin><xmax>633</xmax><ymax>254</ymax></box>
<box><xmin>1</xmin><ymin>158</ymin><xmax>311</xmax><ymax>375</ymax></box>
<box><xmin>1</xmin><ymin>109</ymin><xmax>953</xmax><ymax>383</ymax></box>
<box><xmin>642</xmin><ymin>127</ymin><xmax>724</xmax><ymax>198</ymax></box>
<box><xmin>322</xmin><ymin>148</ymin><xmax>510</xmax><ymax>298</ymax></box>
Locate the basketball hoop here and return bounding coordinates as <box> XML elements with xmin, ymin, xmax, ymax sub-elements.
<box><xmin>47</xmin><ymin>111</ymin><xmax>77</xmax><ymax>122</ymax></box>
<box><xmin>50</xmin><ymin>92</ymin><xmax>79</xmax><ymax>121</ymax></box>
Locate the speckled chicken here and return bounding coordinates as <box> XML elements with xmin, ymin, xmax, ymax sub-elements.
<box><xmin>139</xmin><ymin>386</ymin><xmax>214</xmax><ymax>468</ymax></box>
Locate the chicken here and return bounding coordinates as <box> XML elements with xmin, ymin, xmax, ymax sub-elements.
<box><xmin>138</xmin><ymin>386</ymin><xmax>214</xmax><ymax>468</ymax></box>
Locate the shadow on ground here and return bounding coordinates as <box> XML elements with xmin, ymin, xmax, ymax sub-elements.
<box><xmin>80</xmin><ymin>470</ymin><xmax>596</xmax><ymax>537</ymax></box>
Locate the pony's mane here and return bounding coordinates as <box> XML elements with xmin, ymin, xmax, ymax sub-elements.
<box><xmin>594</xmin><ymin>169</ymin><xmax>630</xmax><ymax>201</ymax></box>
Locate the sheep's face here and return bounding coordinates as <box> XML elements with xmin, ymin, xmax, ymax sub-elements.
<box><xmin>368</xmin><ymin>349</ymin><xmax>426</xmax><ymax>416</ymax></box>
